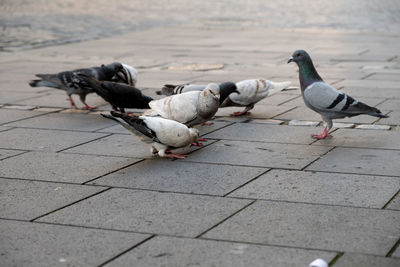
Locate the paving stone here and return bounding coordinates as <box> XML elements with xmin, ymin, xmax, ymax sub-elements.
<box><xmin>0</xmin><ymin>91</ymin><xmax>43</xmax><ymax>104</ymax></box>
<box><xmin>0</xmin><ymin>151</ymin><xmax>138</xmax><ymax>183</ymax></box>
<box><xmin>394</xmin><ymin>245</ymin><xmax>400</xmax><ymax>258</ymax></box>
<box><xmin>376</xmin><ymin>99</ymin><xmax>400</xmax><ymax>111</ymax></box>
<box><xmin>0</xmin><ymin>178</ymin><xmax>107</xmax><ymax>220</ymax></box>
<box><xmin>90</xmin><ymin>159</ymin><xmax>267</xmax><ymax>195</ymax></box>
<box><xmin>229</xmin><ymin>169</ymin><xmax>400</xmax><ymax>208</ymax></box>
<box><xmin>336</xmin><ymin>79</ymin><xmax>400</xmax><ymax>89</ymax></box>
<box><xmin>306</xmin><ymin>147</ymin><xmax>400</xmax><ymax>177</ymax></box>
<box><xmin>248</xmin><ymin>119</ymin><xmax>284</xmax><ymax>125</ymax></box>
<box><xmin>386</xmin><ymin>193</ymin><xmax>400</xmax><ymax>211</ymax></box>
<box><xmin>215</xmin><ymin>105</ymin><xmax>293</xmax><ymax>119</ymax></box>
<box><xmin>288</xmin><ymin>120</ymin><xmax>320</xmax><ymax>127</ymax></box>
<box><xmin>341</xmin><ymin>87</ymin><xmax>400</xmax><ymax>98</ymax></box>
<box><xmin>38</xmin><ymin>189</ymin><xmax>251</xmax><ymax>237</ymax></box>
<box><xmin>0</xmin><ymin>126</ymin><xmax>11</xmax><ymax>132</ymax></box>
<box><xmin>204</xmin><ymin>124</ymin><xmax>321</xmax><ymax>145</ymax></box>
<box><xmin>376</xmin><ymin>111</ymin><xmax>400</xmax><ymax>126</ymax></box>
<box><xmin>0</xmin><ymin>149</ymin><xmax>26</xmax><ymax>160</ymax></box>
<box><xmin>184</xmin><ymin>140</ymin><xmax>332</xmax><ymax>169</ymax></box>
<box><xmin>355</xmin><ymin>124</ymin><xmax>391</xmax><ymax>130</ymax></box>
<box><xmin>332</xmin><ymin>122</ymin><xmax>355</xmax><ymax>128</ymax></box>
<box><xmin>2</xmin><ymin>105</ymin><xmax>37</xmax><ymax>110</ymax></box>
<box><xmin>313</xmin><ymin>128</ymin><xmax>400</xmax><ymax>149</ymax></box>
<box><xmin>203</xmin><ymin>201</ymin><xmax>400</xmax><ymax>255</ymax></box>
<box><xmin>333</xmin><ymin>253</ymin><xmax>400</xmax><ymax>267</ymax></box>
<box><xmin>0</xmin><ymin>128</ymin><xmax>107</xmax><ymax>152</ymax></box>
<box><xmin>275</xmin><ymin>106</ymin><xmax>323</xmax><ymax>121</ymax></box>
<box><xmin>104</xmin><ymin>236</ymin><xmax>336</xmax><ymax>267</ymax></box>
<box><xmin>0</xmin><ymin>220</ymin><xmax>150</xmax><ymax>267</ymax></box>
<box><xmin>0</xmin><ymin>108</ymin><xmax>51</xmax><ymax>125</ymax></box>
<box><xmin>6</xmin><ymin>112</ymin><xmax>116</xmax><ymax>131</ymax></box>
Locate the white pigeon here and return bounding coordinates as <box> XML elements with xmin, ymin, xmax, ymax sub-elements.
<box><xmin>147</xmin><ymin>83</ymin><xmax>220</xmax><ymax>127</ymax></box>
<box><xmin>101</xmin><ymin>111</ymin><xmax>199</xmax><ymax>159</ymax></box>
<box><xmin>222</xmin><ymin>79</ymin><xmax>292</xmax><ymax>116</ymax></box>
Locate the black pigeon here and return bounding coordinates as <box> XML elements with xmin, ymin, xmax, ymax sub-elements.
<box><xmin>77</xmin><ymin>74</ymin><xmax>153</xmax><ymax>112</ymax></box>
<box><xmin>288</xmin><ymin>49</ymin><xmax>388</xmax><ymax>139</ymax></box>
<box><xmin>29</xmin><ymin>62</ymin><xmax>126</xmax><ymax>109</ymax></box>
<box><xmin>157</xmin><ymin>82</ymin><xmax>240</xmax><ymax>106</ymax></box>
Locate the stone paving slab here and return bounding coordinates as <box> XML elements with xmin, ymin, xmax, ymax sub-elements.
<box><xmin>312</xmin><ymin>128</ymin><xmax>400</xmax><ymax>150</ymax></box>
<box><xmin>0</xmin><ymin>128</ymin><xmax>107</xmax><ymax>152</ymax></box>
<box><xmin>376</xmin><ymin>99</ymin><xmax>400</xmax><ymax>111</ymax></box>
<box><xmin>333</xmin><ymin>253</ymin><xmax>400</xmax><ymax>267</ymax></box>
<box><xmin>0</xmin><ymin>178</ymin><xmax>107</xmax><ymax>220</ymax></box>
<box><xmin>306</xmin><ymin>147</ymin><xmax>400</xmax><ymax>177</ymax></box>
<box><xmin>6</xmin><ymin>112</ymin><xmax>116</xmax><ymax>131</ymax></box>
<box><xmin>184</xmin><ymin>140</ymin><xmax>332</xmax><ymax>169</ymax></box>
<box><xmin>376</xmin><ymin>110</ymin><xmax>400</xmax><ymax>126</ymax></box>
<box><xmin>204</xmin><ymin>123</ymin><xmax>321</xmax><ymax>145</ymax></box>
<box><xmin>104</xmin><ymin>236</ymin><xmax>337</xmax><ymax>267</ymax></box>
<box><xmin>38</xmin><ymin>189</ymin><xmax>252</xmax><ymax>237</ymax></box>
<box><xmin>0</xmin><ymin>219</ymin><xmax>150</xmax><ymax>267</ymax></box>
<box><xmin>90</xmin><ymin>159</ymin><xmax>267</xmax><ymax>195</ymax></box>
<box><xmin>203</xmin><ymin>201</ymin><xmax>400</xmax><ymax>255</ymax></box>
<box><xmin>0</xmin><ymin>149</ymin><xmax>26</xmax><ymax>160</ymax></box>
<box><xmin>386</xmin><ymin>194</ymin><xmax>400</xmax><ymax>211</ymax></box>
<box><xmin>0</xmin><ymin>91</ymin><xmax>43</xmax><ymax>104</ymax></box>
<box><xmin>229</xmin><ymin>169</ymin><xmax>400</xmax><ymax>208</ymax></box>
<box><xmin>0</xmin><ymin>151</ymin><xmax>139</xmax><ymax>183</ymax></box>
<box><xmin>0</xmin><ymin>108</ymin><xmax>53</xmax><ymax>125</ymax></box>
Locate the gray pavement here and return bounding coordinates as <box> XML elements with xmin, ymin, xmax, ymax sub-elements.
<box><xmin>1</xmin><ymin>23</ymin><xmax>400</xmax><ymax>267</ymax></box>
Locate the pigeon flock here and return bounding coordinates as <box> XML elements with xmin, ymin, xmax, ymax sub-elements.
<box><xmin>29</xmin><ymin>50</ymin><xmax>388</xmax><ymax>158</ymax></box>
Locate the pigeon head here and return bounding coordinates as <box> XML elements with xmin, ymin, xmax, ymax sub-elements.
<box><xmin>219</xmin><ymin>82</ymin><xmax>240</xmax><ymax>105</ymax></box>
<box><xmin>188</xmin><ymin>128</ymin><xmax>200</xmax><ymax>143</ymax></box>
<box><xmin>287</xmin><ymin>50</ymin><xmax>323</xmax><ymax>90</ymax></box>
<box><xmin>287</xmin><ymin>49</ymin><xmax>311</xmax><ymax>65</ymax></box>
<box><xmin>204</xmin><ymin>83</ymin><xmax>220</xmax><ymax>98</ymax></box>
<box><xmin>103</xmin><ymin>62</ymin><xmax>124</xmax><ymax>73</ymax></box>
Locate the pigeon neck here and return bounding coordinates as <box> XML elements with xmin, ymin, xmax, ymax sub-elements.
<box><xmin>219</xmin><ymin>88</ymin><xmax>232</xmax><ymax>105</ymax></box>
<box><xmin>298</xmin><ymin>59</ymin><xmax>323</xmax><ymax>90</ymax></box>
<box><xmin>144</xmin><ymin>96</ymin><xmax>153</xmax><ymax>108</ymax></box>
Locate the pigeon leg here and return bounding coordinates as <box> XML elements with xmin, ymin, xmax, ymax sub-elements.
<box><xmin>67</xmin><ymin>96</ymin><xmax>78</xmax><ymax>109</ymax></box>
<box><xmin>201</xmin><ymin>122</ymin><xmax>213</xmax><ymax>126</ymax></box>
<box><xmin>79</xmin><ymin>94</ymin><xmax>97</xmax><ymax>110</ymax></box>
<box><xmin>231</xmin><ymin>104</ymin><xmax>254</xmax><ymax>116</ymax></box>
<box><xmin>190</xmin><ymin>142</ymin><xmax>203</xmax><ymax>147</ymax></box>
<box><xmin>164</xmin><ymin>153</ymin><xmax>187</xmax><ymax>159</ymax></box>
<box><xmin>312</xmin><ymin>127</ymin><xmax>332</xmax><ymax>139</ymax></box>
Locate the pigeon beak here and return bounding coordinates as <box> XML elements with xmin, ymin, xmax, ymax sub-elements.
<box><xmin>287</xmin><ymin>57</ymin><xmax>294</xmax><ymax>64</ymax></box>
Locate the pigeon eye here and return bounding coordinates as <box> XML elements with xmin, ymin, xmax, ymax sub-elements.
<box><xmin>296</xmin><ymin>53</ymin><xmax>301</xmax><ymax>57</ymax></box>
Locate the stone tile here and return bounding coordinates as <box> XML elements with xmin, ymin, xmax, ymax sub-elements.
<box><xmin>0</xmin><ymin>126</ymin><xmax>11</xmax><ymax>132</ymax></box>
<box><xmin>376</xmin><ymin>99</ymin><xmax>400</xmax><ymax>111</ymax></box>
<box><xmin>90</xmin><ymin>159</ymin><xmax>267</xmax><ymax>195</ymax></box>
<box><xmin>38</xmin><ymin>189</ymin><xmax>251</xmax><ymax>237</ymax></box>
<box><xmin>355</xmin><ymin>124</ymin><xmax>391</xmax><ymax>130</ymax></box>
<box><xmin>248</xmin><ymin>119</ymin><xmax>284</xmax><ymax>125</ymax></box>
<box><xmin>0</xmin><ymin>220</ymin><xmax>150</xmax><ymax>267</ymax></box>
<box><xmin>342</xmin><ymin>87</ymin><xmax>400</xmax><ymax>98</ymax></box>
<box><xmin>6</xmin><ymin>112</ymin><xmax>116</xmax><ymax>131</ymax></box>
<box><xmin>394</xmin><ymin>245</ymin><xmax>400</xmax><ymax>258</ymax></box>
<box><xmin>333</xmin><ymin>253</ymin><xmax>400</xmax><ymax>267</ymax></box>
<box><xmin>204</xmin><ymin>124</ymin><xmax>321</xmax><ymax>145</ymax></box>
<box><xmin>215</xmin><ymin>105</ymin><xmax>293</xmax><ymax>119</ymax></box>
<box><xmin>104</xmin><ymin>236</ymin><xmax>336</xmax><ymax>267</ymax></box>
<box><xmin>386</xmin><ymin>194</ymin><xmax>400</xmax><ymax>211</ymax></box>
<box><xmin>203</xmin><ymin>201</ymin><xmax>400</xmax><ymax>255</ymax></box>
<box><xmin>0</xmin><ymin>91</ymin><xmax>43</xmax><ymax>104</ymax></box>
<box><xmin>0</xmin><ymin>178</ymin><xmax>106</xmax><ymax>220</ymax></box>
<box><xmin>0</xmin><ymin>128</ymin><xmax>107</xmax><ymax>152</ymax></box>
<box><xmin>0</xmin><ymin>108</ymin><xmax>51</xmax><ymax>125</ymax></box>
<box><xmin>274</xmin><ymin>106</ymin><xmax>322</xmax><ymax>121</ymax></box>
<box><xmin>184</xmin><ymin>140</ymin><xmax>332</xmax><ymax>169</ymax></box>
<box><xmin>194</xmin><ymin>121</ymin><xmax>234</xmax><ymax>136</ymax></box>
<box><xmin>307</xmin><ymin>147</ymin><xmax>400</xmax><ymax>177</ymax></box>
<box><xmin>229</xmin><ymin>169</ymin><xmax>400</xmax><ymax>208</ymax></box>
<box><xmin>376</xmin><ymin>111</ymin><xmax>400</xmax><ymax>126</ymax></box>
<box><xmin>0</xmin><ymin>151</ymin><xmax>138</xmax><ymax>183</ymax></box>
<box><xmin>2</xmin><ymin>105</ymin><xmax>37</xmax><ymax>110</ymax></box>
<box><xmin>336</xmin><ymin>79</ymin><xmax>400</xmax><ymax>89</ymax></box>
<box><xmin>0</xmin><ymin>149</ymin><xmax>26</xmax><ymax>160</ymax></box>
<box><xmin>313</xmin><ymin>129</ymin><xmax>400</xmax><ymax>149</ymax></box>
<box><xmin>288</xmin><ymin>120</ymin><xmax>319</xmax><ymax>127</ymax></box>
<box><xmin>332</xmin><ymin>122</ymin><xmax>355</xmax><ymax>128</ymax></box>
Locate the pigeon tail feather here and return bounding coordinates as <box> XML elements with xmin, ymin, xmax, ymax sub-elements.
<box><xmin>351</xmin><ymin>101</ymin><xmax>389</xmax><ymax>118</ymax></box>
<box><xmin>268</xmin><ymin>81</ymin><xmax>292</xmax><ymax>95</ymax></box>
<box><xmin>29</xmin><ymin>80</ymin><xmax>58</xmax><ymax>88</ymax></box>
<box><xmin>160</xmin><ymin>84</ymin><xmax>176</xmax><ymax>96</ymax></box>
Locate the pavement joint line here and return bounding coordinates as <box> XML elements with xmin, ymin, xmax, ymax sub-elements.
<box><xmin>300</xmin><ymin>146</ymin><xmax>337</xmax><ymax>171</ymax></box>
<box><xmin>198</xmin><ymin>121</ymin><xmax>236</xmax><ymax>137</ymax></box>
<box><xmin>82</xmin><ymin>159</ymin><xmax>147</xmax><ymax>185</ymax></box>
<box><xmin>330</xmin><ymin>78</ymin><xmax>345</xmax><ymax>85</ymax></box>
<box><xmin>29</xmin><ymin>187</ymin><xmax>112</xmax><ymax>222</ymax></box>
<box><xmin>358</xmin><ymin>49</ymin><xmax>370</xmax><ymax>55</ymax></box>
<box><xmin>195</xmin><ymin>200</ymin><xmax>257</xmax><ymax>238</ymax></box>
<box><xmin>301</xmin><ymin>168</ymin><xmax>400</xmax><ymax>178</ymax></box>
<box><xmin>222</xmin><ymin>168</ymin><xmax>272</xmax><ymax>197</ymax></box>
<box><xmin>0</xmin><ymin>176</ymin><xmax>112</xmax><ymax>188</ymax></box>
<box><xmin>277</xmin><ymin>96</ymin><xmax>302</xmax><ymax>106</ymax></box>
<box><xmin>0</xmin><ymin>150</ymin><xmax>29</xmax><ymax>161</ymax></box>
<box><xmin>0</xmin><ymin>125</ymin><xmax>112</xmax><ymax>133</ymax></box>
<box><xmin>96</xmin><ymin>234</ymin><xmax>157</xmax><ymax>267</ymax></box>
<box><xmin>381</xmin><ymin>186</ymin><xmax>400</xmax><ymax>209</ymax></box>
<box><xmin>0</xmin><ymin>110</ymin><xmax>57</xmax><ymax>126</ymax></box>
<box><xmin>385</xmin><ymin>237</ymin><xmax>400</xmax><ymax>257</ymax></box>
<box><xmin>55</xmin><ymin>133</ymin><xmax>113</xmax><ymax>153</ymax></box>
<box><xmin>361</xmin><ymin>72</ymin><xmax>375</xmax><ymax>79</ymax></box>
<box><xmin>59</xmin><ymin>150</ymin><xmax>147</xmax><ymax>159</ymax></box>
<box><xmin>329</xmin><ymin>252</ymin><xmax>344</xmax><ymax>266</ymax></box>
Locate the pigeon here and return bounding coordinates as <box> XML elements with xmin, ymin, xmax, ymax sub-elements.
<box><xmin>76</xmin><ymin>74</ymin><xmax>153</xmax><ymax>112</ymax></box>
<box><xmin>159</xmin><ymin>80</ymin><xmax>291</xmax><ymax>116</ymax></box>
<box><xmin>288</xmin><ymin>49</ymin><xmax>389</xmax><ymax>139</ymax></box>
<box><xmin>101</xmin><ymin>111</ymin><xmax>199</xmax><ymax>159</ymax></box>
<box><xmin>309</xmin><ymin>258</ymin><xmax>328</xmax><ymax>267</ymax></box>
<box><xmin>147</xmin><ymin>83</ymin><xmax>220</xmax><ymax>127</ymax></box>
<box><xmin>111</xmin><ymin>63</ymin><xmax>138</xmax><ymax>86</ymax></box>
<box><xmin>29</xmin><ymin>62</ymin><xmax>127</xmax><ymax>109</ymax></box>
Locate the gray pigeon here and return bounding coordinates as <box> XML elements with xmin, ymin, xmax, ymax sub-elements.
<box><xmin>29</xmin><ymin>62</ymin><xmax>127</xmax><ymax>109</ymax></box>
<box><xmin>101</xmin><ymin>111</ymin><xmax>199</xmax><ymax>159</ymax></box>
<box><xmin>288</xmin><ymin>49</ymin><xmax>388</xmax><ymax>139</ymax></box>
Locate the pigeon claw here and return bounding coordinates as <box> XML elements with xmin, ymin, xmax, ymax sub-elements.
<box><xmin>201</xmin><ymin>122</ymin><xmax>213</xmax><ymax>126</ymax></box>
<box><xmin>190</xmin><ymin>142</ymin><xmax>203</xmax><ymax>147</ymax></box>
<box><xmin>231</xmin><ymin>111</ymin><xmax>250</xmax><ymax>116</ymax></box>
<box><xmin>164</xmin><ymin>153</ymin><xmax>187</xmax><ymax>159</ymax></box>
<box><xmin>311</xmin><ymin>128</ymin><xmax>332</xmax><ymax>139</ymax></box>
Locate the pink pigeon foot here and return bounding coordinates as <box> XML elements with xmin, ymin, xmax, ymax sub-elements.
<box><xmin>164</xmin><ymin>153</ymin><xmax>187</xmax><ymax>159</ymax></box>
<box><xmin>82</xmin><ymin>103</ymin><xmax>97</xmax><ymax>110</ymax></box>
<box><xmin>312</xmin><ymin>128</ymin><xmax>332</xmax><ymax>140</ymax></box>
<box><xmin>67</xmin><ymin>97</ymin><xmax>78</xmax><ymax>109</ymax></box>
<box><xmin>201</xmin><ymin>122</ymin><xmax>213</xmax><ymax>126</ymax></box>
<box><xmin>231</xmin><ymin>111</ymin><xmax>250</xmax><ymax>116</ymax></box>
<box><xmin>190</xmin><ymin>142</ymin><xmax>203</xmax><ymax>147</ymax></box>
<box><xmin>197</xmin><ymin>138</ymin><xmax>207</xmax><ymax>142</ymax></box>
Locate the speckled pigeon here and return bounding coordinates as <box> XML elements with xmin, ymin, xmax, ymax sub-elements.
<box><xmin>101</xmin><ymin>111</ymin><xmax>199</xmax><ymax>159</ymax></box>
<box><xmin>288</xmin><ymin>49</ymin><xmax>389</xmax><ymax>139</ymax></box>
<box><xmin>29</xmin><ymin>62</ymin><xmax>127</xmax><ymax>109</ymax></box>
<box><xmin>77</xmin><ymin>74</ymin><xmax>153</xmax><ymax>113</ymax></box>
